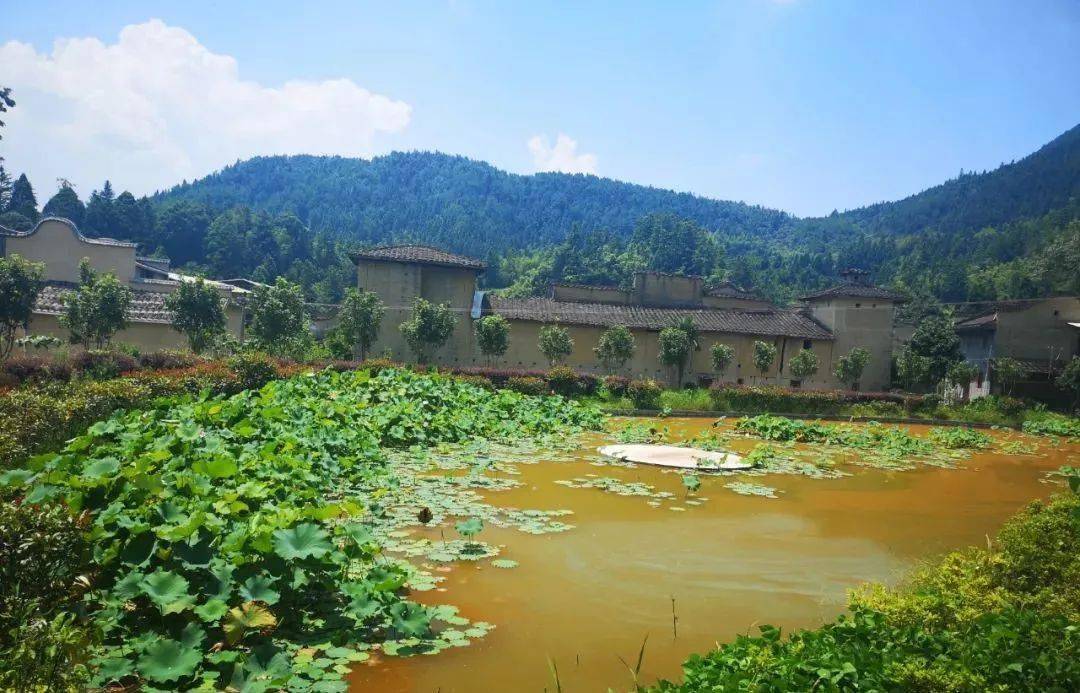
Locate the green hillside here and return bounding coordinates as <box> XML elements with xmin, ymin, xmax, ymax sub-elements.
<box><xmin>4</xmin><ymin>123</ymin><xmax>1078</xmax><ymax>304</ymax></box>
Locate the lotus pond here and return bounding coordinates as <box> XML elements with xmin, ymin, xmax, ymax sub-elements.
<box><xmin>349</xmin><ymin>415</ymin><xmax>1079</xmax><ymax>691</ymax></box>
<box><xmin>3</xmin><ymin>368</ymin><xmax>1077</xmax><ymax>691</ymax></box>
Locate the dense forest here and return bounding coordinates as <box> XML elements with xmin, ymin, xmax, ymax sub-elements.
<box><xmin>1</xmin><ymin>123</ymin><xmax>1077</xmax><ymax>305</ymax></box>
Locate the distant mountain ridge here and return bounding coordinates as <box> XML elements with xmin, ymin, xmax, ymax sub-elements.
<box><xmin>155</xmin><ymin>151</ymin><xmax>792</xmax><ymax>259</ymax></box>
<box><xmin>155</xmin><ymin>122</ymin><xmax>1080</xmax><ymax>257</ymax></box>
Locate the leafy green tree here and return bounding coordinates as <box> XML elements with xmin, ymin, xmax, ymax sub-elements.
<box><xmin>474</xmin><ymin>314</ymin><xmax>510</xmax><ymax>366</ymax></box>
<box><xmin>60</xmin><ymin>259</ymin><xmax>132</xmax><ymax>349</ymax></box>
<box><xmin>629</xmin><ymin>213</ymin><xmax>724</xmax><ymax>277</ymax></box>
<box><xmin>992</xmin><ymin>357</ymin><xmax>1025</xmax><ymax>396</ymax></box>
<box><xmin>593</xmin><ymin>325</ymin><xmax>635</xmax><ymax>373</ymax></box>
<box><xmin>834</xmin><ymin>347</ymin><xmax>871</xmax><ymax>390</ymax></box>
<box><xmin>400</xmin><ymin>298</ymin><xmax>457</xmax><ymax>364</ymax></box>
<box><xmin>1057</xmin><ymin>357</ymin><xmax>1080</xmax><ymax>412</ymax></box>
<box><xmin>710</xmin><ymin>343</ymin><xmax>735</xmax><ymax>380</ymax></box>
<box><xmin>165</xmin><ymin>278</ymin><xmax>227</xmax><ymax>353</ymax></box>
<box><xmin>659</xmin><ymin>326</ymin><xmax>693</xmax><ymax>387</ymax></box>
<box><xmin>946</xmin><ymin>361</ymin><xmax>980</xmax><ymax>402</ymax></box>
<box><xmin>248</xmin><ymin>277</ymin><xmax>309</xmax><ymax>356</ymax></box>
<box><xmin>41</xmin><ymin>181</ymin><xmax>85</xmax><ymax>227</ymax></box>
<box><xmin>538</xmin><ymin>325</ymin><xmax>573</xmax><ymax>367</ymax></box>
<box><xmin>337</xmin><ymin>288</ymin><xmax>385</xmax><ymax>361</ymax></box>
<box><xmin>752</xmin><ymin>340</ymin><xmax>777</xmax><ymax>383</ymax></box>
<box><xmin>6</xmin><ymin>173</ymin><xmax>37</xmax><ymax>222</ymax></box>
<box><xmin>908</xmin><ymin>313</ymin><xmax>963</xmax><ymax>385</ymax></box>
<box><xmin>788</xmin><ymin>348</ymin><xmax>819</xmax><ymax>380</ymax></box>
<box><xmin>0</xmin><ymin>254</ymin><xmax>44</xmax><ymax>360</ymax></box>
<box><xmin>895</xmin><ymin>346</ymin><xmax>932</xmax><ymax>390</ymax></box>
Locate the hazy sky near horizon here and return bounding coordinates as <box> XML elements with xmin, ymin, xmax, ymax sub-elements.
<box><xmin>2</xmin><ymin>0</ymin><xmax>1078</xmax><ymax>217</ymax></box>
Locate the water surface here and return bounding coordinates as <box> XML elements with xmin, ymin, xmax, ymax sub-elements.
<box><xmin>352</xmin><ymin>418</ymin><xmax>1078</xmax><ymax>691</ymax></box>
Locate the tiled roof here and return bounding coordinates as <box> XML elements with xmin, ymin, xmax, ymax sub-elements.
<box><xmin>955</xmin><ymin>313</ymin><xmax>998</xmax><ymax>331</ymax></box>
<box><xmin>551</xmin><ymin>282</ymin><xmax>624</xmax><ymax>292</ymax></box>
<box><xmin>705</xmin><ymin>282</ymin><xmax>765</xmax><ymax>301</ymax></box>
<box><xmin>487</xmin><ymin>296</ymin><xmax>833</xmax><ymax>339</ymax></box>
<box><xmin>799</xmin><ymin>283</ymin><xmax>907</xmax><ymax>302</ymax></box>
<box><xmin>33</xmin><ymin>282</ymin><xmax>174</xmax><ymax>324</ymax></box>
<box><xmin>350</xmin><ymin>245</ymin><xmax>486</xmax><ymax>270</ymax></box>
<box><xmin>4</xmin><ymin>217</ymin><xmax>138</xmax><ymax>248</ymax></box>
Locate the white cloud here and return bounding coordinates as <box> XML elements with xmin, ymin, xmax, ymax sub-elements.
<box><xmin>527</xmin><ymin>133</ymin><xmax>597</xmax><ymax>174</ymax></box>
<box><xmin>0</xmin><ymin>19</ymin><xmax>411</xmax><ymax>196</ymax></box>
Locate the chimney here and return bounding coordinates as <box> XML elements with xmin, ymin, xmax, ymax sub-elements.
<box><xmin>839</xmin><ymin>268</ymin><xmax>870</xmax><ymax>286</ymax></box>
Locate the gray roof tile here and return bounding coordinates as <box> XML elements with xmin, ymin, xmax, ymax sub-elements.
<box><xmin>488</xmin><ymin>296</ymin><xmax>833</xmax><ymax>339</ymax></box>
<box><xmin>350</xmin><ymin>245</ymin><xmax>486</xmax><ymax>270</ymax></box>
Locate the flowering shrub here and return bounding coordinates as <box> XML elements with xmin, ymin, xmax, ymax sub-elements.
<box><xmin>506</xmin><ymin>376</ymin><xmax>548</xmax><ymax>396</ymax></box>
<box><xmin>602</xmin><ymin>375</ymin><xmax>631</xmax><ymax>398</ymax></box>
<box><xmin>627</xmin><ymin>379</ymin><xmax>663</xmax><ymax>410</ymax></box>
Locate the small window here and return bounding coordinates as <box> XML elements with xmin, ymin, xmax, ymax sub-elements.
<box><xmin>737</xmin><ymin>378</ymin><xmax>744</xmax><ymax>385</ymax></box>
<box><xmin>790</xmin><ymin>380</ymin><xmax>802</xmax><ymax>389</ymax></box>
<box><xmin>802</xmin><ymin>339</ymin><xmax>812</xmax><ymax>350</ymax></box>
<box><xmin>855</xmin><ymin>303</ymin><xmax>862</xmax><ymax>308</ymax></box>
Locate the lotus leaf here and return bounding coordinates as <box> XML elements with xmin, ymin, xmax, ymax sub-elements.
<box><xmin>141</xmin><ymin>569</ymin><xmax>195</xmax><ymax>615</ymax></box>
<box><xmin>273</xmin><ymin>522</ymin><xmax>333</xmax><ymax>561</ymax></box>
<box><xmin>223</xmin><ymin>601</ymin><xmax>278</xmax><ymax>645</ymax></box>
<box><xmin>137</xmin><ymin>638</ymin><xmax>202</xmax><ymax>683</ymax></box>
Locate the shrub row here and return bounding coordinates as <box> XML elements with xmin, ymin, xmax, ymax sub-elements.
<box><xmin>709</xmin><ymin>384</ymin><xmax>925</xmax><ymax>416</ymax></box>
<box><xmin>0</xmin><ymin>349</ymin><xmax>202</xmax><ymax>386</ymax></box>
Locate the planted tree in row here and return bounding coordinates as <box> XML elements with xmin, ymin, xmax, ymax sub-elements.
<box><xmin>788</xmin><ymin>348</ymin><xmax>819</xmax><ymax>381</ymax></box>
<box><xmin>338</xmin><ymin>288</ymin><xmax>385</xmax><ymax>361</ymax></box>
<box><xmin>710</xmin><ymin>343</ymin><xmax>735</xmax><ymax>381</ymax></box>
<box><xmin>0</xmin><ymin>254</ymin><xmax>43</xmax><ymax>361</ymax></box>
<box><xmin>248</xmin><ymin>277</ymin><xmax>309</xmax><ymax>358</ymax></box>
<box><xmin>401</xmin><ymin>298</ymin><xmax>457</xmax><ymax>364</ymax></box>
<box><xmin>61</xmin><ymin>259</ymin><xmax>131</xmax><ymax>349</ymax></box>
<box><xmin>834</xmin><ymin>347</ymin><xmax>871</xmax><ymax>390</ymax></box>
<box><xmin>752</xmin><ymin>340</ymin><xmax>777</xmax><ymax>383</ymax></box>
<box><xmin>659</xmin><ymin>326</ymin><xmax>693</xmax><ymax>387</ymax></box>
<box><xmin>165</xmin><ymin>278</ymin><xmax>227</xmax><ymax>354</ymax></box>
<box><xmin>594</xmin><ymin>325</ymin><xmax>635</xmax><ymax>373</ymax></box>
<box><xmin>538</xmin><ymin>325</ymin><xmax>573</xmax><ymax>367</ymax></box>
<box><xmin>474</xmin><ymin>314</ymin><xmax>510</xmax><ymax>366</ymax></box>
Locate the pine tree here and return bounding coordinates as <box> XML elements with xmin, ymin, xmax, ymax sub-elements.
<box><xmin>6</xmin><ymin>173</ymin><xmax>38</xmax><ymax>221</ymax></box>
<box><xmin>83</xmin><ymin>181</ymin><xmax>116</xmax><ymax>235</ymax></box>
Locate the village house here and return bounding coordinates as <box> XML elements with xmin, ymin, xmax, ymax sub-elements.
<box><xmin>352</xmin><ymin>246</ymin><xmax>905</xmax><ymax>390</ymax></box>
<box><xmin>954</xmin><ymin>296</ymin><xmax>1080</xmax><ymax>402</ymax></box>
<box><xmin>0</xmin><ymin>217</ymin><xmax>250</xmax><ymax>350</ymax></box>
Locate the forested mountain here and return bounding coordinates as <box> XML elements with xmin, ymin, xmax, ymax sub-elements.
<box><xmin>2</xmin><ymin>123</ymin><xmax>1077</xmax><ymax>305</ymax></box>
<box><xmin>837</xmin><ymin>123</ymin><xmax>1080</xmax><ymax>237</ymax></box>
<box><xmin>155</xmin><ymin>152</ymin><xmax>791</xmax><ymax>259</ymax></box>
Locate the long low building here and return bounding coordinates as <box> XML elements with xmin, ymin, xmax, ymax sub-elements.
<box><xmin>352</xmin><ymin>245</ymin><xmax>904</xmax><ymax>390</ymax></box>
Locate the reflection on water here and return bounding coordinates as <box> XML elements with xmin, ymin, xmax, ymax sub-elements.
<box><xmin>352</xmin><ymin>418</ymin><xmax>1078</xmax><ymax>692</ymax></box>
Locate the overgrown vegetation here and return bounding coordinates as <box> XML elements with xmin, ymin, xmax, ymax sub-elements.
<box><xmin>1</xmin><ymin>368</ymin><xmax>603</xmax><ymax>690</ymax></box>
<box><xmin>650</xmin><ymin>468</ymin><xmax>1080</xmax><ymax>692</ymax></box>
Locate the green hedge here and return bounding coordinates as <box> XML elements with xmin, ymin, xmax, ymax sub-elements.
<box><xmin>709</xmin><ymin>384</ymin><xmax>923</xmax><ymax>416</ymax></box>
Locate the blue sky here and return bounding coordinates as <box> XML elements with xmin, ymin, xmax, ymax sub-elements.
<box><xmin>2</xmin><ymin>0</ymin><xmax>1078</xmax><ymax>217</ymax></box>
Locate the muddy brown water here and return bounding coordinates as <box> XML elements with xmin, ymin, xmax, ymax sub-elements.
<box><xmin>351</xmin><ymin>418</ymin><xmax>1079</xmax><ymax>692</ymax></box>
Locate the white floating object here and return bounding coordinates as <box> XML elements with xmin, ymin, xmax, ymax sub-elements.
<box><xmin>598</xmin><ymin>444</ymin><xmax>751</xmax><ymax>471</ymax></box>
